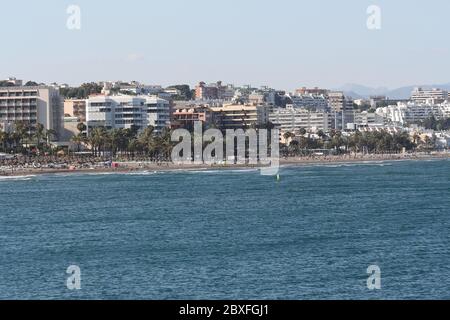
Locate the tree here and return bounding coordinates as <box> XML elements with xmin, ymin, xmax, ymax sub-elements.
<box><xmin>46</xmin><ymin>129</ymin><xmax>57</xmax><ymax>144</ymax></box>
<box><xmin>330</xmin><ymin>131</ymin><xmax>345</xmax><ymax>153</ymax></box>
<box><xmin>60</xmin><ymin>83</ymin><xmax>103</xmax><ymax>99</ymax></box>
<box><xmin>317</xmin><ymin>130</ymin><xmax>326</xmax><ymax>139</ymax></box>
<box><xmin>159</xmin><ymin>128</ymin><xmax>174</xmax><ymax>161</ymax></box>
<box><xmin>138</xmin><ymin>126</ymin><xmax>155</xmax><ymax>155</ymax></box>
<box><xmin>71</xmin><ymin>134</ymin><xmax>84</xmax><ymax>152</ymax></box>
<box><xmin>34</xmin><ymin>123</ymin><xmax>46</xmax><ymax>151</ymax></box>
<box><xmin>166</xmin><ymin>85</ymin><xmax>194</xmax><ymax>100</ymax></box>
<box><xmin>89</xmin><ymin>127</ymin><xmax>109</xmax><ymax>156</ymax></box>
<box><xmin>0</xmin><ymin>129</ymin><xmax>7</xmax><ymax>152</ymax></box>
<box><xmin>110</xmin><ymin>129</ymin><xmax>129</xmax><ymax>156</ymax></box>
<box><xmin>77</xmin><ymin>123</ymin><xmax>87</xmax><ymax>134</ymax></box>
<box><xmin>12</xmin><ymin>121</ymin><xmax>31</xmax><ymax>153</ymax></box>
<box><xmin>0</xmin><ymin>81</ymin><xmax>15</xmax><ymax>87</ymax></box>
<box><xmin>418</xmin><ymin>116</ymin><xmax>450</xmax><ymax>131</ymax></box>
<box><xmin>283</xmin><ymin>132</ymin><xmax>295</xmax><ymax>141</ymax></box>
<box><xmin>25</xmin><ymin>81</ymin><xmax>39</xmax><ymax>86</ymax></box>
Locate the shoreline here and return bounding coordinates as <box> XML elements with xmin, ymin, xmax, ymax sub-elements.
<box><xmin>1</xmin><ymin>153</ymin><xmax>449</xmax><ymax>178</ymax></box>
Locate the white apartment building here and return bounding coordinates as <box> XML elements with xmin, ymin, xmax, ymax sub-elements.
<box><xmin>121</xmin><ymin>84</ymin><xmax>163</xmax><ymax>95</ymax></box>
<box><xmin>86</xmin><ymin>95</ymin><xmax>171</xmax><ymax>134</ymax></box>
<box><xmin>434</xmin><ymin>132</ymin><xmax>450</xmax><ymax>149</ymax></box>
<box><xmin>269</xmin><ymin>107</ymin><xmax>331</xmax><ymax>133</ymax></box>
<box><xmin>0</xmin><ymin>85</ymin><xmax>63</xmax><ymax>139</ymax></box>
<box><xmin>289</xmin><ymin>94</ymin><xmax>329</xmax><ymax>111</ymax></box>
<box><xmin>353</xmin><ymin>111</ymin><xmax>384</xmax><ymax>126</ymax></box>
<box><xmin>440</xmin><ymin>103</ymin><xmax>450</xmax><ymax>118</ymax></box>
<box><xmin>411</xmin><ymin>88</ymin><xmax>448</xmax><ymax>104</ymax></box>
<box><xmin>376</xmin><ymin>102</ymin><xmax>446</xmax><ymax>126</ymax></box>
<box><xmin>346</xmin><ymin>111</ymin><xmax>385</xmax><ymax>130</ymax></box>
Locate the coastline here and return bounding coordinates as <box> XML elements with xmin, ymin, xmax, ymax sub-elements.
<box><xmin>1</xmin><ymin>152</ymin><xmax>448</xmax><ymax>178</ymax></box>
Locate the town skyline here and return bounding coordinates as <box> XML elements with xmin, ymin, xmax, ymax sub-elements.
<box><xmin>3</xmin><ymin>75</ymin><xmax>450</xmax><ymax>100</ymax></box>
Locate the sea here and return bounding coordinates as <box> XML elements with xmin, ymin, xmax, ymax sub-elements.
<box><xmin>0</xmin><ymin>159</ymin><xmax>449</xmax><ymax>300</ymax></box>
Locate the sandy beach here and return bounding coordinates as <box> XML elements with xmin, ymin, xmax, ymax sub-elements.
<box><xmin>1</xmin><ymin>152</ymin><xmax>448</xmax><ymax>177</ymax></box>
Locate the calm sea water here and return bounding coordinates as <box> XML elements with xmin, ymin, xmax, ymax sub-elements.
<box><xmin>0</xmin><ymin>159</ymin><xmax>449</xmax><ymax>300</ymax></box>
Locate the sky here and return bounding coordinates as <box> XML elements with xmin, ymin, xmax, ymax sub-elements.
<box><xmin>0</xmin><ymin>0</ymin><xmax>449</xmax><ymax>91</ymax></box>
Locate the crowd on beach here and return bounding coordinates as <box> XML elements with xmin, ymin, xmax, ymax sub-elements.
<box><xmin>0</xmin><ymin>154</ymin><xmax>178</xmax><ymax>175</ymax></box>
<box><xmin>0</xmin><ymin>152</ymin><xmax>448</xmax><ymax>176</ymax></box>
<box><xmin>0</xmin><ymin>155</ymin><xmax>110</xmax><ymax>174</ymax></box>
<box><xmin>282</xmin><ymin>152</ymin><xmax>424</xmax><ymax>163</ymax></box>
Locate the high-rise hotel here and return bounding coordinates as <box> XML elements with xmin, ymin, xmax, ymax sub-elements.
<box><xmin>0</xmin><ymin>85</ymin><xmax>63</xmax><ymax>139</ymax></box>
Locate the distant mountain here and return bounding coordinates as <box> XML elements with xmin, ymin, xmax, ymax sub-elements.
<box><xmin>336</xmin><ymin>83</ymin><xmax>450</xmax><ymax>100</ymax></box>
<box><xmin>340</xmin><ymin>91</ymin><xmax>365</xmax><ymax>100</ymax></box>
<box><xmin>337</xmin><ymin>83</ymin><xmax>389</xmax><ymax>98</ymax></box>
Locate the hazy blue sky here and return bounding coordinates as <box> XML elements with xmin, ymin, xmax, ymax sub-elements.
<box><xmin>1</xmin><ymin>0</ymin><xmax>449</xmax><ymax>90</ymax></box>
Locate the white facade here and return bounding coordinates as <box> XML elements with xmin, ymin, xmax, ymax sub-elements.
<box><xmin>376</xmin><ymin>102</ymin><xmax>448</xmax><ymax>126</ymax></box>
<box><xmin>120</xmin><ymin>85</ymin><xmax>163</xmax><ymax>95</ymax></box>
<box><xmin>411</xmin><ymin>88</ymin><xmax>448</xmax><ymax>104</ymax></box>
<box><xmin>269</xmin><ymin>107</ymin><xmax>331</xmax><ymax>133</ymax></box>
<box><xmin>353</xmin><ymin>111</ymin><xmax>384</xmax><ymax>126</ymax></box>
<box><xmin>86</xmin><ymin>95</ymin><xmax>170</xmax><ymax>133</ymax></box>
<box><xmin>289</xmin><ymin>94</ymin><xmax>329</xmax><ymax>111</ymax></box>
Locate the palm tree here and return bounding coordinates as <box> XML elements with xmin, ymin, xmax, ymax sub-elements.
<box><xmin>110</xmin><ymin>128</ymin><xmax>131</xmax><ymax>157</ymax></box>
<box><xmin>330</xmin><ymin>131</ymin><xmax>345</xmax><ymax>154</ymax></box>
<box><xmin>160</xmin><ymin>128</ymin><xmax>174</xmax><ymax>161</ymax></box>
<box><xmin>317</xmin><ymin>130</ymin><xmax>326</xmax><ymax>139</ymax></box>
<box><xmin>34</xmin><ymin>123</ymin><xmax>46</xmax><ymax>151</ymax></box>
<box><xmin>288</xmin><ymin>140</ymin><xmax>300</xmax><ymax>156</ymax></box>
<box><xmin>283</xmin><ymin>132</ymin><xmax>295</xmax><ymax>145</ymax></box>
<box><xmin>423</xmin><ymin>136</ymin><xmax>434</xmax><ymax>152</ymax></box>
<box><xmin>127</xmin><ymin>138</ymin><xmax>141</xmax><ymax>157</ymax></box>
<box><xmin>349</xmin><ymin>131</ymin><xmax>362</xmax><ymax>155</ymax></box>
<box><xmin>71</xmin><ymin>134</ymin><xmax>84</xmax><ymax>152</ymax></box>
<box><xmin>46</xmin><ymin>129</ymin><xmax>57</xmax><ymax>144</ymax></box>
<box><xmin>138</xmin><ymin>126</ymin><xmax>155</xmax><ymax>156</ymax></box>
<box><xmin>77</xmin><ymin>123</ymin><xmax>87</xmax><ymax>135</ymax></box>
<box><xmin>13</xmin><ymin>121</ymin><xmax>30</xmax><ymax>153</ymax></box>
<box><xmin>0</xmin><ymin>129</ymin><xmax>6</xmax><ymax>152</ymax></box>
<box><xmin>89</xmin><ymin>127</ymin><xmax>110</xmax><ymax>157</ymax></box>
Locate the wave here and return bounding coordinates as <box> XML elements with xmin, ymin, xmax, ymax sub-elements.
<box><xmin>123</xmin><ymin>171</ymin><xmax>158</xmax><ymax>176</ymax></box>
<box><xmin>186</xmin><ymin>168</ymin><xmax>260</xmax><ymax>174</ymax></box>
<box><xmin>0</xmin><ymin>175</ymin><xmax>36</xmax><ymax>181</ymax></box>
<box><xmin>282</xmin><ymin>161</ymin><xmax>398</xmax><ymax>170</ymax></box>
